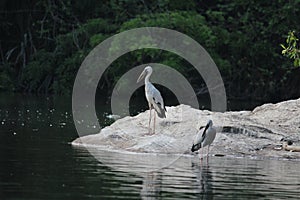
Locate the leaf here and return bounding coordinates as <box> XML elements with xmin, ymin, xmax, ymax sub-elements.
<box><xmin>280</xmin><ymin>44</ymin><xmax>286</xmax><ymax>50</ymax></box>
<box><xmin>282</xmin><ymin>49</ymin><xmax>287</xmax><ymax>54</ymax></box>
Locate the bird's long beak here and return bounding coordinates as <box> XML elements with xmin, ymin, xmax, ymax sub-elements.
<box><xmin>137</xmin><ymin>70</ymin><xmax>146</xmax><ymax>83</ymax></box>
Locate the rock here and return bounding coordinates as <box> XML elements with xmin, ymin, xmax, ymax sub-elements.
<box><xmin>282</xmin><ymin>142</ymin><xmax>300</xmax><ymax>152</ymax></box>
<box><xmin>72</xmin><ymin>98</ymin><xmax>300</xmax><ymax>160</ymax></box>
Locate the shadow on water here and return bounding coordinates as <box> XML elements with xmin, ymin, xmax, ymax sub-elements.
<box><xmin>1</xmin><ymin>93</ymin><xmax>300</xmax><ymax>199</ymax></box>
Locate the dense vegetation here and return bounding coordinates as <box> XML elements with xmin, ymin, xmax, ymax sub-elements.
<box><xmin>0</xmin><ymin>0</ymin><xmax>299</xmax><ymax>101</ymax></box>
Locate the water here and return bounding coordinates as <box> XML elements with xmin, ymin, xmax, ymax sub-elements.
<box><xmin>1</xmin><ymin>93</ymin><xmax>300</xmax><ymax>199</ymax></box>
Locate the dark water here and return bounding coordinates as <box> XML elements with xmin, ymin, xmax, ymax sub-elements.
<box><xmin>1</xmin><ymin>93</ymin><xmax>300</xmax><ymax>199</ymax></box>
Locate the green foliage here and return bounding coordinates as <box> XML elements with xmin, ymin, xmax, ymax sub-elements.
<box><xmin>203</xmin><ymin>0</ymin><xmax>300</xmax><ymax>99</ymax></box>
<box><xmin>281</xmin><ymin>31</ymin><xmax>300</xmax><ymax>67</ymax></box>
<box><xmin>52</xmin><ymin>51</ymin><xmax>86</xmax><ymax>94</ymax></box>
<box><xmin>121</xmin><ymin>12</ymin><xmax>212</xmax><ymax>42</ymax></box>
<box><xmin>21</xmin><ymin>17</ymin><xmax>116</xmax><ymax>94</ymax></box>
<box><xmin>0</xmin><ymin>64</ymin><xmax>15</xmax><ymax>91</ymax></box>
<box><xmin>114</xmin><ymin>11</ymin><xmax>223</xmax><ymax>77</ymax></box>
<box><xmin>1</xmin><ymin>0</ymin><xmax>300</xmax><ymax>100</ymax></box>
<box><xmin>83</xmin><ymin>18</ymin><xmax>117</xmax><ymax>34</ymax></box>
<box><xmin>21</xmin><ymin>50</ymin><xmax>55</xmax><ymax>93</ymax></box>
<box><xmin>89</xmin><ymin>34</ymin><xmax>108</xmax><ymax>48</ymax></box>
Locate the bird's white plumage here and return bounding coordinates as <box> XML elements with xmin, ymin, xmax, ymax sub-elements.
<box><xmin>137</xmin><ymin>66</ymin><xmax>166</xmax><ymax>134</ymax></box>
<box><xmin>146</xmin><ymin>83</ymin><xmax>165</xmax><ymax>116</ymax></box>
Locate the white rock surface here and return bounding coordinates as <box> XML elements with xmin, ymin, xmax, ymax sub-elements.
<box><xmin>72</xmin><ymin>98</ymin><xmax>300</xmax><ymax>160</ymax></box>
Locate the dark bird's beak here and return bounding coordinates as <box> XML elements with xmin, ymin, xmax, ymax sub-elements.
<box><xmin>137</xmin><ymin>70</ymin><xmax>146</xmax><ymax>83</ymax></box>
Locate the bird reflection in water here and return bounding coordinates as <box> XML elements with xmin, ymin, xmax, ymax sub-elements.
<box><xmin>140</xmin><ymin>171</ymin><xmax>162</xmax><ymax>200</ymax></box>
<box><xmin>191</xmin><ymin>160</ymin><xmax>214</xmax><ymax>199</ymax></box>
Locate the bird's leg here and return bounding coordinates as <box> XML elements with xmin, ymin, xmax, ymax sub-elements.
<box><xmin>153</xmin><ymin>112</ymin><xmax>156</xmax><ymax>134</ymax></box>
<box><xmin>200</xmin><ymin>148</ymin><xmax>203</xmax><ymax>165</ymax></box>
<box><xmin>148</xmin><ymin>104</ymin><xmax>152</xmax><ymax>134</ymax></box>
<box><xmin>200</xmin><ymin>148</ymin><xmax>203</xmax><ymax>160</ymax></box>
<box><xmin>206</xmin><ymin>146</ymin><xmax>210</xmax><ymax>162</ymax></box>
<box><xmin>200</xmin><ymin>148</ymin><xmax>202</xmax><ymax>159</ymax></box>
<box><xmin>207</xmin><ymin>145</ymin><xmax>210</xmax><ymax>158</ymax></box>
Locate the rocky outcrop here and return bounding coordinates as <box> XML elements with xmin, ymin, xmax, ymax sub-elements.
<box><xmin>72</xmin><ymin>98</ymin><xmax>300</xmax><ymax>160</ymax></box>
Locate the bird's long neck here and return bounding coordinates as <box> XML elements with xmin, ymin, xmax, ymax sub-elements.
<box><xmin>144</xmin><ymin>72</ymin><xmax>151</xmax><ymax>85</ymax></box>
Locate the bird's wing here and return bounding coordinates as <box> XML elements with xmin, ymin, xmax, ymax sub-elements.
<box><xmin>201</xmin><ymin>125</ymin><xmax>209</xmax><ymax>139</ymax></box>
<box><xmin>191</xmin><ymin>127</ymin><xmax>205</xmax><ymax>152</ymax></box>
<box><xmin>197</xmin><ymin>127</ymin><xmax>207</xmax><ymax>144</ymax></box>
<box><xmin>149</xmin><ymin>84</ymin><xmax>166</xmax><ymax>118</ymax></box>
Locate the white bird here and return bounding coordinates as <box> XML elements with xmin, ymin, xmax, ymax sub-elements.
<box><xmin>137</xmin><ymin>66</ymin><xmax>166</xmax><ymax>134</ymax></box>
<box><xmin>191</xmin><ymin>120</ymin><xmax>216</xmax><ymax>158</ymax></box>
